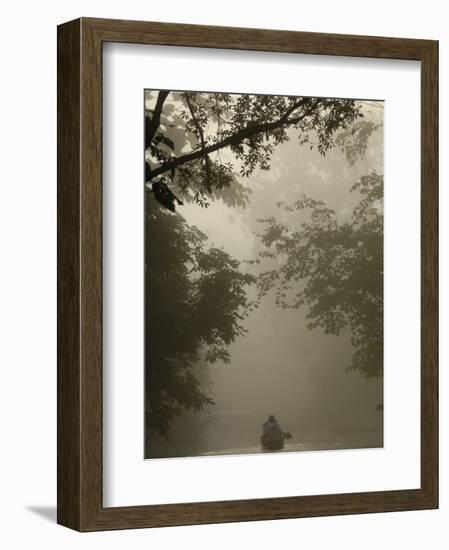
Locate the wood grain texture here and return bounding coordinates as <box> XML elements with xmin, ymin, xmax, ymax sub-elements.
<box><xmin>57</xmin><ymin>18</ymin><xmax>81</xmax><ymax>531</ymax></box>
<box><xmin>57</xmin><ymin>17</ymin><xmax>439</xmax><ymax>532</ymax></box>
<box><xmin>420</xmin><ymin>40</ymin><xmax>439</xmax><ymax>504</ymax></box>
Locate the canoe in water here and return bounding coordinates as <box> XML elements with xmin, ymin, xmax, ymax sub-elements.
<box><xmin>260</xmin><ymin>430</ymin><xmax>292</xmax><ymax>451</ymax></box>
<box><xmin>260</xmin><ymin>434</ymin><xmax>284</xmax><ymax>451</ymax></box>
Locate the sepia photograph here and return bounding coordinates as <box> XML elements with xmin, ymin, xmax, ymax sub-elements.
<box><xmin>144</xmin><ymin>89</ymin><xmax>384</xmax><ymax>460</ymax></box>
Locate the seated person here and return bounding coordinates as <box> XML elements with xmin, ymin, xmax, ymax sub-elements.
<box><xmin>261</xmin><ymin>414</ymin><xmax>283</xmax><ymax>447</ymax></box>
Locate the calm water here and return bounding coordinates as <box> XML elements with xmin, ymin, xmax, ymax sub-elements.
<box><xmin>147</xmin><ymin>410</ymin><xmax>383</xmax><ymax>459</ymax></box>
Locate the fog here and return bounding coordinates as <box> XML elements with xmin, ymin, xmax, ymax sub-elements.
<box><xmin>147</xmin><ymin>99</ymin><xmax>383</xmax><ymax>458</ymax></box>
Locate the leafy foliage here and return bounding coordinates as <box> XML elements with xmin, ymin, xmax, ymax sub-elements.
<box><xmin>145</xmin><ymin>197</ymin><xmax>256</xmax><ymax>440</ymax></box>
<box><xmin>256</xmin><ymin>172</ymin><xmax>383</xmax><ymax>378</ymax></box>
<box><xmin>336</xmin><ymin>119</ymin><xmax>382</xmax><ymax>166</ymax></box>
<box><xmin>145</xmin><ymin>91</ymin><xmax>363</xmax><ymax>209</ymax></box>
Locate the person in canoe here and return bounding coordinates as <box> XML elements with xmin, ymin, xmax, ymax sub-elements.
<box><xmin>260</xmin><ymin>415</ymin><xmax>292</xmax><ymax>451</ymax></box>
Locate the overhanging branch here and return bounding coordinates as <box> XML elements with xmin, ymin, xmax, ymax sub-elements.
<box><xmin>147</xmin><ymin>97</ymin><xmax>317</xmax><ymax>180</ymax></box>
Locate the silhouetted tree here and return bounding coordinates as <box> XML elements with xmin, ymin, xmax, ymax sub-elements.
<box><xmin>145</xmin><ymin>197</ymin><xmax>256</xmax><ymax>442</ymax></box>
<box><xmin>145</xmin><ymin>91</ymin><xmax>364</xmax><ymax>210</ymax></box>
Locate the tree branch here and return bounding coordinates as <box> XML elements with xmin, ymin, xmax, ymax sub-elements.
<box><xmin>185</xmin><ymin>94</ymin><xmax>212</xmax><ymax>193</ymax></box>
<box><xmin>145</xmin><ymin>90</ymin><xmax>170</xmax><ymax>148</ymax></box>
<box><xmin>147</xmin><ymin>97</ymin><xmax>315</xmax><ymax>180</ymax></box>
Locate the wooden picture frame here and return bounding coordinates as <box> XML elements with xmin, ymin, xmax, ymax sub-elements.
<box><xmin>57</xmin><ymin>17</ymin><xmax>438</xmax><ymax>531</ymax></box>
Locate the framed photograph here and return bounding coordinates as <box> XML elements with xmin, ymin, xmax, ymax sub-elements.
<box><xmin>57</xmin><ymin>17</ymin><xmax>438</xmax><ymax>531</ymax></box>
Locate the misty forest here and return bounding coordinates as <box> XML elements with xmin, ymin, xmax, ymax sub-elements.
<box><xmin>144</xmin><ymin>90</ymin><xmax>384</xmax><ymax>459</ymax></box>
